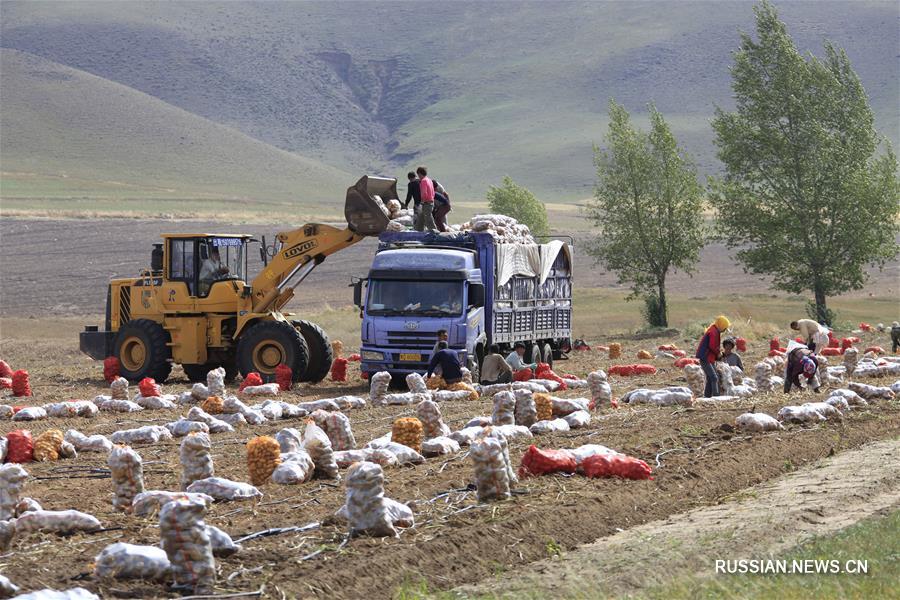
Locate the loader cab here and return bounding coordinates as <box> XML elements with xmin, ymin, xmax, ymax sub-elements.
<box><xmin>163</xmin><ymin>234</ymin><xmax>250</xmax><ymax>298</ymax></box>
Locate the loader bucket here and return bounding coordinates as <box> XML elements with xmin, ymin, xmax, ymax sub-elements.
<box><xmin>345</xmin><ymin>175</ymin><xmax>394</xmax><ymax>235</ymax></box>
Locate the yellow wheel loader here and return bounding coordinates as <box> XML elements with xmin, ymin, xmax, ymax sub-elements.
<box><xmin>80</xmin><ymin>176</ymin><xmax>394</xmax><ymax>383</ymax></box>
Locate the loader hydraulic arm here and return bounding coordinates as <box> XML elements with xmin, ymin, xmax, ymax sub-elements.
<box><xmin>251</xmin><ymin>224</ymin><xmax>364</xmax><ymax>313</ymax></box>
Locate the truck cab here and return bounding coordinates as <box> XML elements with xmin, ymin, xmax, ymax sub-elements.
<box><xmin>355</xmin><ymin>231</ymin><xmax>571</xmax><ymax>383</ymax></box>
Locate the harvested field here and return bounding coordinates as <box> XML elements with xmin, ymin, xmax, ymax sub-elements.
<box><xmin>1</xmin><ymin>317</ymin><xmax>898</xmax><ymax>598</ymax></box>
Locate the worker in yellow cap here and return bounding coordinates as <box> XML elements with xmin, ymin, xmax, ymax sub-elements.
<box><xmin>694</xmin><ymin>315</ymin><xmax>731</xmax><ymax>397</ymax></box>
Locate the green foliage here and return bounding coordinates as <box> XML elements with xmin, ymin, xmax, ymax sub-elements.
<box><xmin>486</xmin><ymin>176</ymin><xmax>550</xmax><ymax>236</ymax></box>
<box><xmin>641</xmin><ymin>293</ymin><xmax>668</xmax><ymax>328</ymax></box>
<box><xmin>586</xmin><ymin>101</ymin><xmax>705</xmax><ymax>328</ymax></box>
<box><xmin>710</xmin><ymin>1</ymin><xmax>900</xmax><ymax>322</ymax></box>
<box><xmin>804</xmin><ymin>301</ymin><xmax>837</xmax><ymax>327</ymax></box>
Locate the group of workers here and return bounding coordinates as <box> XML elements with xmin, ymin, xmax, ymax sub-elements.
<box><xmin>404</xmin><ymin>166</ymin><xmax>452</xmax><ymax>232</ymax></box>
<box><xmin>695</xmin><ymin>316</ymin><xmax>854</xmax><ymax>397</ymax></box>
<box><xmin>426</xmin><ymin>329</ymin><xmax>536</xmax><ymax>385</ymax></box>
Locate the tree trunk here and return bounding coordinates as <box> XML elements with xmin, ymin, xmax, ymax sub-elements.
<box><xmin>657</xmin><ymin>277</ymin><xmax>668</xmax><ymax>327</ymax></box>
<box><xmin>813</xmin><ymin>280</ymin><xmax>829</xmax><ymax>325</ymax></box>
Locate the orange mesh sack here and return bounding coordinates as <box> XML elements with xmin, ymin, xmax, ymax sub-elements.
<box><xmin>425</xmin><ymin>375</ymin><xmax>446</xmax><ymax>390</ymax></box>
<box><xmin>446</xmin><ymin>381</ymin><xmax>479</xmax><ymax>401</ymax></box>
<box><xmin>533</xmin><ymin>393</ymin><xmax>553</xmax><ymax>421</ymax></box>
<box><xmin>200</xmin><ymin>395</ymin><xmax>224</xmax><ymax>414</ymax></box>
<box><xmin>159</xmin><ymin>497</ymin><xmax>215</xmax><ymax>594</ymax></box>
<box><xmin>181</xmin><ymin>432</ymin><xmax>214</xmax><ymax>491</ymax></box>
<box><xmin>392</xmin><ymin>417</ymin><xmax>423</xmax><ymax>454</ymax></box>
<box><xmin>332</xmin><ymin>340</ymin><xmax>344</xmax><ymax>358</ymax></box>
<box><xmin>247</xmin><ymin>436</ymin><xmax>281</xmax><ymax>486</ymax></box>
<box><xmin>108</xmin><ymin>445</ymin><xmax>144</xmax><ymax>512</ymax></box>
<box><xmin>608</xmin><ymin>343</ymin><xmax>622</xmax><ymax>359</ymax></box>
<box><xmin>470</xmin><ymin>436</ymin><xmax>511</xmax><ymax>502</ymax></box>
<box><xmin>637</xmin><ymin>350</ymin><xmax>653</xmax><ymax>359</ymax></box>
<box><xmin>33</xmin><ymin>429</ymin><xmax>64</xmax><ymax>462</ymax></box>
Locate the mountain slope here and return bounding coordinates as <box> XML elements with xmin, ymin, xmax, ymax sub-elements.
<box><xmin>2</xmin><ymin>1</ymin><xmax>896</xmax><ymax>203</ymax></box>
<box><xmin>0</xmin><ymin>49</ymin><xmax>353</xmax><ymax>217</ymax></box>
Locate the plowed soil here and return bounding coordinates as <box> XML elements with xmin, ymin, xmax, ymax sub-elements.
<box><xmin>1</xmin><ymin>319</ymin><xmax>899</xmax><ymax>598</ymax></box>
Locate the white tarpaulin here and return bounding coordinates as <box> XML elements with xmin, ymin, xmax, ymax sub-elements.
<box><xmin>539</xmin><ymin>241</ymin><xmax>572</xmax><ymax>284</ymax></box>
<box><xmin>496</xmin><ymin>244</ymin><xmax>540</xmax><ymax>286</ymax></box>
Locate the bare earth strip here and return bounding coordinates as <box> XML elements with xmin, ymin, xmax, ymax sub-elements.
<box><xmin>458</xmin><ymin>438</ymin><xmax>900</xmax><ymax>599</ymax></box>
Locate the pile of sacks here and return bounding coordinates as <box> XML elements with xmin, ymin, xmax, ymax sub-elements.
<box><xmin>460</xmin><ymin>214</ymin><xmax>536</xmax><ymax>244</ymax></box>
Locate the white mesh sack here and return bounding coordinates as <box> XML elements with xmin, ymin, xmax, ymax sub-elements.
<box><xmin>341</xmin><ymin>461</ymin><xmax>396</xmax><ymax>538</ymax></box>
<box><xmin>0</xmin><ymin>463</ymin><xmax>28</xmax><ymax>521</ymax></box>
<box><xmin>110</xmin><ymin>426</ymin><xmax>172</xmax><ymax>445</ymax></box>
<box><xmin>734</xmin><ymin>413</ymin><xmax>783</xmax><ymax>432</ymax></box>
<box><xmin>94</xmin><ymin>542</ymin><xmax>171</xmax><ymax>580</ymax></box>
<box><xmin>159</xmin><ymin>497</ymin><xmax>215</xmax><ymax>594</ymax></box>
<box><xmin>108</xmin><ymin>445</ymin><xmax>144</xmax><ymax>512</ymax></box>
<box><xmin>416</xmin><ymin>399</ymin><xmax>451</xmax><ymax>439</ymax></box>
<box><xmin>185</xmin><ymin>477</ymin><xmax>262</xmax><ymax>501</ymax></box>
<box><xmin>132</xmin><ymin>491</ymin><xmax>214</xmax><ymax>517</ymax></box>
<box><xmin>491</xmin><ymin>391</ymin><xmax>516</xmax><ymax>426</ymax></box>
<box><xmin>470</xmin><ymin>436</ymin><xmax>511</xmax><ymax>502</ymax></box>
<box><xmin>180</xmin><ymin>432</ymin><xmax>214</xmax><ymax>491</ymax></box>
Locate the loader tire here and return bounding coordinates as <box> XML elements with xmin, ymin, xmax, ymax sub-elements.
<box><xmin>291</xmin><ymin>320</ymin><xmax>333</xmax><ymax>383</ymax></box>
<box><xmin>115</xmin><ymin>319</ymin><xmax>172</xmax><ymax>383</ymax></box>
<box><xmin>236</xmin><ymin>320</ymin><xmax>309</xmax><ymax>383</ymax></box>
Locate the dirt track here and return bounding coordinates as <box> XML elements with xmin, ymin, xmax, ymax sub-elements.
<box><xmin>1</xmin><ymin>319</ymin><xmax>898</xmax><ymax>598</ymax></box>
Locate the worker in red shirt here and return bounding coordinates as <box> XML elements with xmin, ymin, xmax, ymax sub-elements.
<box><xmin>414</xmin><ymin>166</ymin><xmax>437</xmax><ymax>231</ymax></box>
<box><xmin>694</xmin><ymin>315</ymin><xmax>730</xmax><ymax>397</ymax></box>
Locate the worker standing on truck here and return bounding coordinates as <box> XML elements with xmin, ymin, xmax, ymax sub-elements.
<box><xmin>404</xmin><ymin>171</ymin><xmax>421</xmax><ymax>217</ymax></box>
<box><xmin>506</xmin><ymin>342</ymin><xmax>536</xmax><ymax>375</ymax></box>
<box><xmin>414</xmin><ymin>166</ymin><xmax>437</xmax><ymax>231</ymax></box>
<box><xmin>480</xmin><ymin>344</ymin><xmax>513</xmax><ymax>384</ymax></box>
<box><xmin>790</xmin><ymin>319</ymin><xmax>830</xmax><ymax>352</ymax></box>
<box><xmin>427</xmin><ymin>341</ymin><xmax>463</xmax><ymax>384</ymax></box>
<box><xmin>432</xmin><ymin>178</ymin><xmax>452</xmax><ymax>232</ymax></box>
<box><xmin>695</xmin><ymin>315</ymin><xmax>730</xmax><ymax>397</ymax></box>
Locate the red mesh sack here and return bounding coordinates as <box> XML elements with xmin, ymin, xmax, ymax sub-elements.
<box><xmin>671</xmin><ymin>349</ymin><xmax>686</xmax><ymax>358</ymax></box>
<box><xmin>513</xmin><ymin>369</ymin><xmax>533</xmax><ymax>382</ymax></box>
<box><xmin>0</xmin><ymin>378</ymin><xmax>11</xmax><ymax>390</ymax></box>
<box><xmin>0</xmin><ymin>360</ymin><xmax>12</xmax><ymax>379</ymax></box>
<box><xmin>735</xmin><ymin>338</ymin><xmax>748</xmax><ymax>352</ymax></box>
<box><xmin>330</xmin><ymin>357</ymin><xmax>348</xmax><ymax>382</ymax></box>
<box><xmin>7</xmin><ymin>430</ymin><xmax>34</xmax><ymax>463</ymax></box>
<box><xmin>767</xmin><ymin>349</ymin><xmax>785</xmax><ymax>357</ymax></box>
<box><xmin>103</xmin><ymin>356</ymin><xmax>120</xmax><ymax>383</ymax></box>
<box><xmin>239</xmin><ymin>372</ymin><xmax>263</xmax><ymax>391</ymax></box>
<box><xmin>794</xmin><ymin>337</ymin><xmax>805</xmax><ymax>343</ymax></box>
<box><xmin>347</xmin><ymin>354</ymin><xmax>361</xmax><ymax>362</ymax></box>
<box><xmin>360</xmin><ymin>371</ymin><xmax>369</xmax><ymax>380</ymax></box>
<box><xmin>848</xmin><ymin>336</ymin><xmax>860</xmax><ymax>343</ymax></box>
<box><xmin>634</xmin><ymin>364</ymin><xmax>657</xmax><ymax>375</ymax></box>
<box><xmin>561</xmin><ymin>373</ymin><xmax>579</xmax><ymax>380</ymax></box>
<box><xmin>859</xmin><ymin>323</ymin><xmax>872</xmax><ymax>331</ymax></box>
<box><xmin>674</xmin><ymin>357</ymin><xmax>699</xmax><ymax>368</ymax></box>
<box><xmin>864</xmin><ymin>346</ymin><xmax>885</xmax><ymax>355</ymax></box>
<box><xmin>11</xmin><ymin>370</ymin><xmax>31</xmax><ymax>397</ymax></box>
<box><xmin>582</xmin><ymin>453</ymin><xmax>653</xmax><ymax>480</ymax></box>
<box><xmin>275</xmin><ymin>363</ymin><xmax>293</xmax><ymax>391</ymax></box>
<box><xmin>657</xmin><ymin>344</ymin><xmax>678</xmax><ymax>351</ymax></box>
<box><xmin>769</xmin><ymin>338</ymin><xmax>780</xmax><ymax>351</ymax></box>
<box><xmin>535</xmin><ymin>363</ymin><xmax>567</xmax><ymax>390</ymax></box>
<box><xmin>573</xmin><ymin>341</ymin><xmax>591</xmax><ymax>351</ymax></box>
<box><xmin>821</xmin><ymin>347</ymin><xmax>842</xmax><ymax>356</ymax></box>
<box><xmin>517</xmin><ymin>445</ymin><xmax>577</xmax><ymax>478</ymax></box>
<box><xmin>841</xmin><ymin>338</ymin><xmax>854</xmax><ymax>351</ymax></box>
<box><xmin>138</xmin><ymin>377</ymin><xmax>161</xmax><ymax>397</ymax></box>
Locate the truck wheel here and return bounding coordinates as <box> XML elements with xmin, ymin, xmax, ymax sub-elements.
<box><xmin>114</xmin><ymin>319</ymin><xmax>172</xmax><ymax>383</ymax></box>
<box><xmin>291</xmin><ymin>320</ymin><xmax>333</xmax><ymax>383</ymax></box>
<box><xmin>541</xmin><ymin>343</ymin><xmax>554</xmax><ymax>369</ymax></box>
<box><xmin>236</xmin><ymin>321</ymin><xmax>309</xmax><ymax>383</ymax></box>
<box><xmin>527</xmin><ymin>343</ymin><xmax>541</xmax><ymax>366</ymax></box>
<box><xmin>467</xmin><ymin>355</ymin><xmax>480</xmax><ymax>385</ymax></box>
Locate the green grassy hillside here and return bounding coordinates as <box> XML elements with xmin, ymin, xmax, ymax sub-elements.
<box><xmin>1</xmin><ymin>1</ymin><xmax>896</xmax><ymax>207</ymax></box>
<box><xmin>0</xmin><ymin>49</ymin><xmax>353</xmax><ymax>218</ymax></box>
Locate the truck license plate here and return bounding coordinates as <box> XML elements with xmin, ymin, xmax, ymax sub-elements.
<box><xmin>399</xmin><ymin>353</ymin><xmax>420</xmax><ymax>362</ymax></box>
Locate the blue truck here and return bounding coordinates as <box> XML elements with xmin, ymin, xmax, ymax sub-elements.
<box><xmin>353</xmin><ymin>230</ymin><xmax>573</xmax><ymax>382</ymax></box>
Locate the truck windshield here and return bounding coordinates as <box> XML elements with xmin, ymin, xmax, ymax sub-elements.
<box><xmin>367</xmin><ymin>280</ymin><xmax>463</xmax><ymax>316</ymax></box>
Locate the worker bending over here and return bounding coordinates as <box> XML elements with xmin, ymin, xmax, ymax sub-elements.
<box><xmin>427</xmin><ymin>341</ymin><xmax>463</xmax><ymax>385</ymax></box>
<box><xmin>695</xmin><ymin>315</ymin><xmax>730</xmax><ymax>397</ymax></box>
<box><xmin>784</xmin><ymin>346</ymin><xmax>821</xmax><ymax>393</ymax></box>
<box><xmin>790</xmin><ymin>319</ymin><xmax>829</xmax><ymax>352</ymax></box>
